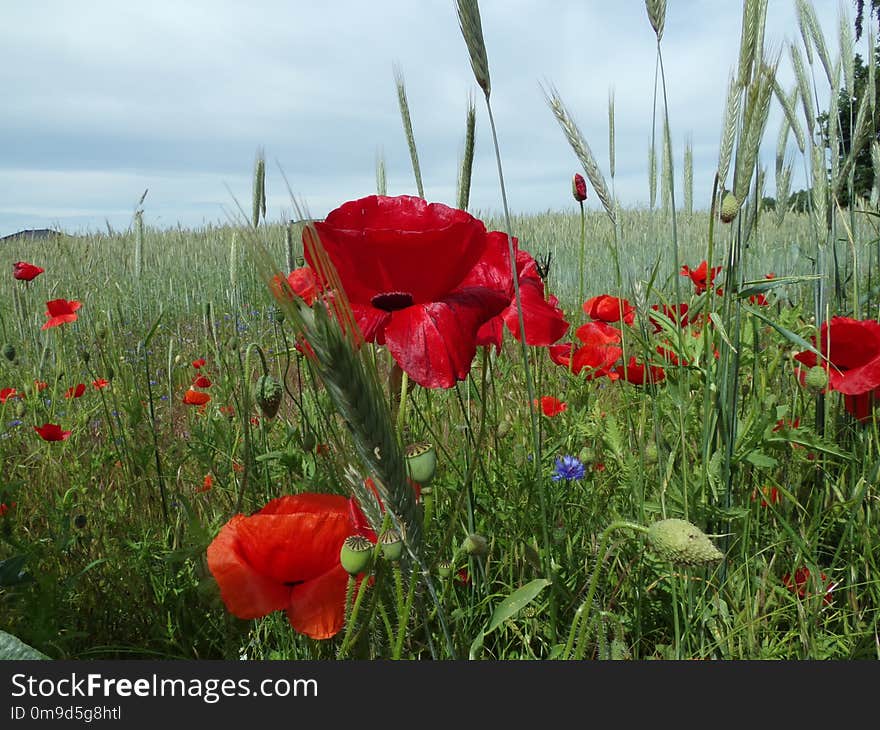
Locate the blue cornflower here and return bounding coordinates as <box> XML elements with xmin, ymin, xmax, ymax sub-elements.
<box><xmin>552</xmin><ymin>455</ymin><xmax>586</xmax><ymax>482</ymax></box>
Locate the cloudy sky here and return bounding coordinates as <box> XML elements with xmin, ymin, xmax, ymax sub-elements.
<box><xmin>0</xmin><ymin>1</ymin><xmax>852</xmax><ymax>236</ymax></box>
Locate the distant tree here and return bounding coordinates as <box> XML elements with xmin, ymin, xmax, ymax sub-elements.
<box><xmin>788</xmin><ymin>189</ymin><xmax>812</xmax><ymax>214</ymax></box>
<box><xmin>760</xmin><ymin>196</ymin><xmax>777</xmax><ymax>211</ymax></box>
<box><xmin>818</xmin><ymin>45</ymin><xmax>880</xmax><ymax>205</ymax></box>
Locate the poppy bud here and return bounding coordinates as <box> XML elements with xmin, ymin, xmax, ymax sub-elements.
<box><xmin>380</xmin><ymin>528</ymin><xmax>404</xmax><ymax>562</ymax></box>
<box><xmin>2</xmin><ymin>343</ymin><xmax>15</xmax><ymax>362</ymax></box>
<box><xmin>647</xmin><ymin>518</ymin><xmax>723</xmax><ymax>566</ymax></box>
<box><xmin>461</xmin><ymin>533</ymin><xmax>488</xmax><ymax>557</ymax></box>
<box><xmin>437</xmin><ymin>560</ymin><xmax>453</xmax><ymax>578</ymax></box>
<box><xmin>719</xmin><ymin>192</ymin><xmax>739</xmax><ymax>223</ymax></box>
<box><xmin>644</xmin><ymin>442</ymin><xmax>658</xmax><ymax>465</ymax></box>
<box><xmin>804</xmin><ymin>365</ymin><xmax>828</xmax><ymax>392</ymax></box>
<box><xmin>405</xmin><ymin>442</ymin><xmax>437</xmax><ymax>485</ymax></box>
<box><xmin>254</xmin><ymin>374</ymin><xmax>283</xmax><ymax>419</ymax></box>
<box><xmin>572</xmin><ymin>173</ymin><xmax>587</xmax><ymax>202</ymax></box>
<box><xmin>340</xmin><ymin>535</ymin><xmax>373</xmax><ymax>575</ymax></box>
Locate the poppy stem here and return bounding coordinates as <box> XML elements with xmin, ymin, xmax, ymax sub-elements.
<box><xmin>337</xmin><ymin>573</ymin><xmax>372</xmax><ymax>659</ymax></box>
<box><xmin>396</xmin><ymin>369</ymin><xmax>409</xmax><ymax>435</ymax></box>
<box><xmin>392</xmin><ymin>566</ymin><xmax>418</xmax><ymax>659</ymax></box>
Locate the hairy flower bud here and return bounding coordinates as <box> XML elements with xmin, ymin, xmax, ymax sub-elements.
<box><xmin>647</xmin><ymin>518</ymin><xmax>723</xmax><ymax>566</ymax></box>
<box><xmin>572</xmin><ymin>173</ymin><xmax>588</xmax><ymax>202</ymax></box>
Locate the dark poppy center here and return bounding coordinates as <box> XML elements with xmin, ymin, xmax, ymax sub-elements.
<box><xmin>284</xmin><ymin>580</ymin><xmax>305</xmax><ymax>587</ymax></box>
<box><xmin>371</xmin><ymin>291</ymin><xmax>414</xmax><ymax>312</ymax></box>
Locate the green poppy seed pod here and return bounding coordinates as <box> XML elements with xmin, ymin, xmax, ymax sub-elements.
<box><xmin>644</xmin><ymin>442</ymin><xmax>659</xmax><ymax>465</ymax></box>
<box><xmin>405</xmin><ymin>442</ymin><xmax>437</xmax><ymax>485</ymax></box>
<box><xmin>805</xmin><ymin>365</ymin><xmax>829</xmax><ymax>392</ymax></box>
<box><xmin>437</xmin><ymin>560</ymin><xmax>453</xmax><ymax>579</ymax></box>
<box><xmin>380</xmin><ymin>529</ymin><xmax>404</xmax><ymax>562</ymax></box>
<box><xmin>1</xmin><ymin>343</ymin><xmax>15</xmax><ymax>362</ymax></box>
<box><xmin>647</xmin><ymin>518</ymin><xmax>723</xmax><ymax>566</ymax></box>
<box><xmin>254</xmin><ymin>374</ymin><xmax>283</xmax><ymax>419</ymax></box>
<box><xmin>720</xmin><ymin>192</ymin><xmax>739</xmax><ymax>223</ymax></box>
<box><xmin>340</xmin><ymin>535</ymin><xmax>373</xmax><ymax>575</ymax></box>
<box><xmin>461</xmin><ymin>533</ymin><xmax>488</xmax><ymax>557</ymax></box>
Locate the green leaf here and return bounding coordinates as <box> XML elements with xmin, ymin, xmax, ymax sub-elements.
<box><xmin>0</xmin><ymin>631</ymin><xmax>50</xmax><ymax>660</ymax></box>
<box><xmin>744</xmin><ymin>305</ymin><xmax>823</xmax><ymax>360</ymax></box>
<box><xmin>744</xmin><ymin>450</ymin><xmax>778</xmax><ymax>468</ymax></box>
<box><xmin>468</xmin><ymin>629</ymin><xmax>485</xmax><ymax>659</ymax></box>
<box><xmin>708</xmin><ymin>312</ymin><xmax>737</xmax><ymax>352</ymax></box>
<box><xmin>485</xmin><ymin>578</ymin><xmax>551</xmax><ymax>634</ymax></box>
<box><xmin>737</xmin><ymin>274</ymin><xmax>820</xmax><ymax>298</ymax></box>
<box><xmin>0</xmin><ymin>555</ymin><xmax>30</xmax><ymax>587</ymax></box>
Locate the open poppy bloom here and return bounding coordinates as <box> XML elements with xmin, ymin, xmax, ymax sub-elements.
<box><xmin>0</xmin><ymin>388</ymin><xmax>19</xmax><ymax>403</ymax></box>
<box><xmin>42</xmin><ymin>299</ymin><xmax>81</xmax><ymax>330</ymax></box>
<box><xmin>270</xmin><ymin>267</ymin><xmax>319</xmax><ymax>306</ymax></box>
<box><xmin>192</xmin><ymin>358</ymin><xmax>206</xmax><ymax>369</ymax></box>
<box><xmin>549</xmin><ymin>321</ymin><xmax>623</xmax><ymax>379</ymax></box>
<box><xmin>793</xmin><ymin>316</ymin><xmax>880</xmax><ymax>422</ymax></box>
<box><xmin>308</xmin><ymin>195</ymin><xmax>510</xmax><ymax>389</ymax></box>
<box><xmin>476</xmin><ymin>247</ymin><xmax>569</xmax><ymax>352</ymax></box>
<box><xmin>680</xmin><ymin>261</ymin><xmax>722</xmax><ymax>295</ymax></box>
<box><xmin>649</xmin><ymin>303</ymin><xmax>689</xmax><ymax>333</ymax></box>
<box><xmin>65</xmin><ymin>383</ymin><xmax>86</xmax><ymax>399</ymax></box>
<box><xmin>34</xmin><ymin>423</ymin><xmax>72</xmax><ymax>441</ymax></box>
<box><xmin>207</xmin><ymin>493</ymin><xmax>373</xmax><ymax>639</ymax></box>
<box><xmin>534</xmin><ymin>395</ymin><xmax>567</xmax><ymax>417</ymax></box>
<box><xmin>13</xmin><ymin>261</ymin><xmax>44</xmax><ymax>281</ymax></box>
<box><xmin>583</xmin><ymin>294</ymin><xmax>635</xmax><ymax>326</ymax></box>
<box><xmin>783</xmin><ymin>566</ymin><xmax>834</xmax><ymax>605</ymax></box>
<box><xmin>183</xmin><ymin>388</ymin><xmax>211</xmax><ymax>406</ymax></box>
<box><xmin>92</xmin><ymin>379</ymin><xmax>109</xmax><ymax>390</ymax></box>
<box><xmin>192</xmin><ymin>375</ymin><xmax>212</xmax><ymax>388</ymax></box>
<box><xmin>612</xmin><ymin>357</ymin><xmax>665</xmax><ymax>385</ymax></box>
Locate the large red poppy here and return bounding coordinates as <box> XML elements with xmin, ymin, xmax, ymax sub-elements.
<box><xmin>207</xmin><ymin>493</ymin><xmax>372</xmax><ymax>640</ymax></box>
<box><xmin>476</xmin><ymin>247</ymin><xmax>569</xmax><ymax>351</ymax></box>
<box><xmin>42</xmin><ymin>299</ymin><xmax>81</xmax><ymax>330</ymax></box>
<box><xmin>308</xmin><ymin>196</ymin><xmax>510</xmax><ymax>389</ymax></box>
<box><xmin>13</xmin><ymin>261</ymin><xmax>44</xmax><ymax>281</ymax></box>
<box><xmin>583</xmin><ymin>294</ymin><xmax>635</xmax><ymax>326</ymax></box>
<box><xmin>793</xmin><ymin>316</ymin><xmax>880</xmax><ymax>421</ymax></box>
<box><xmin>549</xmin><ymin>321</ymin><xmax>622</xmax><ymax>379</ymax></box>
<box><xmin>34</xmin><ymin>423</ymin><xmax>72</xmax><ymax>441</ymax></box>
<box><xmin>681</xmin><ymin>261</ymin><xmax>722</xmax><ymax>295</ymax></box>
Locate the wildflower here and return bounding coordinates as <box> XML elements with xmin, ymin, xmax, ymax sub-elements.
<box><xmin>42</xmin><ymin>299</ymin><xmax>81</xmax><ymax>330</ymax></box>
<box><xmin>13</xmin><ymin>261</ymin><xmax>44</xmax><ymax>281</ymax></box>
<box><xmin>0</xmin><ymin>502</ymin><xmax>15</xmax><ymax>517</ymax></box>
<box><xmin>680</xmin><ymin>261</ymin><xmax>722</xmax><ymax>295</ymax></box>
<box><xmin>0</xmin><ymin>388</ymin><xmax>19</xmax><ymax>404</ymax></box>
<box><xmin>649</xmin><ymin>303</ymin><xmax>689</xmax><ymax>333</ymax></box>
<box><xmin>549</xmin><ymin>322</ymin><xmax>622</xmax><ymax>379</ymax></box>
<box><xmin>751</xmin><ymin>485</ymin><xmax>780</xmax><ymax>507</ymax></box>
<box><xmin>552</xmin><ymin>455</ymin><xmax>586</xmax><ymax>482</ymax></box>
<box><xmin>270</xmin><ymin>267</ymin><xmax>318</xmax><ymax>306</ymax></box>
<box><xmin>183</xmin><ymin>388</ymin><xmax>210</xmax><ymax>406</ymax></box>
<box><xmin>583</xmin><ymin>294</ymin><xmax>635</xmax><ymax>326</ymax></box>
<box><xmin>612</xmin><ymin>357</ymin><xmax>666</xmax><ymax>385</ymax></box>
<box><xmin>92</xmin><ymin>379</ymin><xmax>109</xmax><ymax>389</ymax></box>
<box><xmin>34</xmin><ymin>423</ymin><xmax>72</xmax><ymax>441</ymax></box>
<box><xmin>572</xmin><ymin>173</ymin><xmax>588</xmax><ymax>202</ymax></box>
<box><xmin>534</xmin><ymin>395</ymin><xmax>567</xmax><ymax>417</ymax></box>
<box><xmin>207</xmin><ymin>493</ymin><xmax>374</xmax><ymax>639</ymax></box>
<box><xmin>64</xmin><ymin>383</ymin><xmax>86</xmax><ymax>399</ymax></box>
<box><xmin>192</xmin><ymin>375</ymin><xmax>212</xmax><ymax>388</ymax></box>
<box><xmin>793</xmin><ymin>316</ymin><xmax>880</xmax><ymax>422</ymax></box>
<box><xmin>192</xmin><ymin>358</ymin><xmax>206</xmax><ymax>369</ymax></box>
<box><xmin>33</xmin><ymin>381</ymin><xmax>48</xmax><ymax>393</ymax></box>
<box><xmin>308</xmin><ymin>195</ymin><xmax>510</xmax><ymax>388</ymax></box>
<box><xmin>198</xmin><ymin>473</ymin><xmax>213</xmax><ymax>493</ymax></box>
<box><xmin>783</xmin><ymin>567</ymin><xmax>834</xmax><ymax>605</ymax></box>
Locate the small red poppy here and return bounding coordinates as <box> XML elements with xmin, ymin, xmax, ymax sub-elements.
<box><xmin>92</xmin><ymin>379</ymin><xmax>109</xmax><ymax>390</ymax></box>
<box><xmin>0</xmin><ymin>502</ymin><xmax>15</xmax><ymax>517</ymax></box>
<box><xmin>42</xmin><ymin>299</ymin><xmax>81</xmax><ymax>330</ymax></box>
<box><xmin>192</xmin><ymin>375</ymin><xmax>212</xmax><ymax>388</ymax></box>
<box><xmin>613</xmin><ymin>357</ymin><xmax>665</xmax><ymax>385</ymax></box>
<box><xmin>198</xmin><ymin>474</ymin><xmax>213</xmax><ymax>493</ymax></box>
<box><xmin>34</xmin><ymin>380</ymin><xmax>48</xmax><ymax>393</ymax></box>
<box><xmin>207</xmin><ymin>492</ymin><xmax>373</xmax><ymax>639</ymax></box>
<box><xmin>183</xmin><ymin>389</ymin><xmax>211</xmax><ymax>406</ymax></box>
<box><xmin>583</xmin><ymin>294</ymin><xmax>635</xmax><ymax>326</ymax></box>
<box><xmin>751</xmin><ymin>485</ymin><xmax>780</xmax><ymax>507</ymax></box>
<box><xmin>549</xmin><ymin>321</ymin><xmax>622</xmax><ymax>379</ymax></box>
<box><xmin>534</xmin><ymin>395</ymin><xmax>567</xmax><ymax>417</ymax></box>
<box><xmin>572</xmin><ymin>173</ymin><xmax>587</xmax><ymax>202</ymax></box>
<box><xmin>65</xmin><ymin>383</ymin><xmax>86</xmax><ymax>399</ymax></box>
<box><xmin>192</xmin><ymin>358</ymin><xmax>206</xmax><ymax>369</ymax></box>
<box><xmin>34</xmin><ymin>423</ymin><xmax>72</xmax><ymax>441</ymax></box>
<box><xmin>0</xmin><ymin>388</ymin><xmax>19</xmax><ymax>403</ymax></box>
<box><xmin>782</xmin><ymin>567</ymin><xmax>833</xmax><ymax>605</ymax></box>
<box><xmin>13</xmin><ymin>261</ymin><xmax>44</xmax><ymax>281</ymax></box>
<box><xmin>680</xmin><ymin>261</ymin><xmax>722</xmax><ymax>295</ymax></box>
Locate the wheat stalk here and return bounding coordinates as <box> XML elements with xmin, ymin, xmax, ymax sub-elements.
<box><xmin>645</xmin><ymin>0</ymin><xmax>666</xmax><ymax>42</ymax></box>
<box><xmin>457</xmin><ymin>94</ymin><xmax>476</xmax><ymax>210</ymax></box>
<box><xmin>393</xmin><ymin>64</ymin><xmax>425</xmax><ymax>199</ymax></box>
<box><xmin>684</xmin><ymin>137</ymin><xmax>694</xmax><ymax>214</ymax></box>
<box><xmin>790</xmin><ymin>42</ymin><xmax>815</xmax><ymax>139</ymax></box>
<box><xmin>375</xmin><ymin>148</ymin><xmax>387</xmax><ymax>196</ymax></box>
<box><xmin>455</xmin><ymin>0</ymin><xmax>491</xmax><ymax>98</ymax></box>
<box><xmin>717</xmin><ymin>72</ymin><xmax>740</xmax><ymax>190</ymax></box>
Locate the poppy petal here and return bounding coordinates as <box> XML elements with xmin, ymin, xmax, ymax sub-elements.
<box><xmin>286</xmin><ymin>563</ymin><xmax>351</xmax><ymax>639</ymax></box>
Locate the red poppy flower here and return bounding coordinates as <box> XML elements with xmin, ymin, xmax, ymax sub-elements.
<box><xmin>750</xmin><ymin>272</ymin><xmax>776</xmax><ymax>305</ymax></box>
<box><xmin>308</xmin><ymin>195</ymin><xmax>510</xmax><ymax>389</ymax></box>
<box><xmin>0</xmin><ymin>388</ymin><xmax>18</xmax><ymax>403</ymax></box>
<box><xmin>612</xmin><ymin>357</ymin><xmax>666</xmax><ymax>385</ymax></box>
<box><xmin>793</xmin><ymin>316</ymin><xmax>880</xmax><ymax>422</ymax></box>
<box><xmin>583</xmin><ymin>294</ymin><xmax>635</xmax><ymax>326</ymax></box>
<box><xmin>34</xmin><ymin>423</ymin><xmax>72</xmax><ymax>441</ymax></box>
<box><xmin>92</xmin><ymin>379</ymin><xmax>109</xmax><ymax>390</ymax></box>
<box><xmin>207</xmin><ymin>492</ymin><xmax>372</xmax><ymax>639</ymax></box>
<box><xmin>572</xmin><ymin>173</ymin><xmax>587</xmax><ymax>202</ymax></box>
<box><xmin>192</xmin><ymin>375</ymin><xmax>212</xmax><ymax>388</ymax></box>
<box><xmin>782</xmin><ymin>567</ymin><xmax>833</xmax><ymax>605</ymax></box>
<box><xmin>270</xmin><ymin>267</ymin><xmax>319</xmax><ymax>306</ymax></box>
<box><xmin>649</xmin><ymin>303</ymin><xmax>689</xmax><ymax>333</ymax></box>
<box><xmin>476</xmin><ymin>248</ymin><xmax>569</xmax><ymax>352</ymax></box>
<box><xmin>13</xmin><ymin>261</ymin><xmax>44</xmax><ymax>281</ymax></box>
<box><xmin>0</xmin><ymin>502</ymin><xmax>14</xmax><ymax>517</ymax></box>
<box><xmin>549</xmin><ymin>322</ymin><xmax>622</xmax><ymax>379</ymax></box>
<box><xmin>751</xmin><ymin>485</ymin><xmax>780</xmax><ymax>507</ymax></box>
<box><xmin>198</xmin><ymin>473</ymin><xmax>213</xmax><ymax>493</ymax></box>
<box><xmin>183</xmin><ymin>388</ymin><xmax>211</xmax><ymax>406</ymax></box>
<box><xmin>534</xmin><ymin>395</ymin><xmax>567</xmax><ymax>417</ymax></box>
<box><xmin>34</xmin><ymin>380</ymin><xmax>48</xmax><ymax>393</ymax></box>
<box><xmin>680</xmin><ymin>261</ymin><xmax>722</xmax><ymax>295</ymax></box>
<box><xmin>192</xmin><ymin>358</ymin><xmax>206</xmax><ymax>369</ymax></box>
<box><xmin>65</xmin><ymin>383</ymin><xmax>86</xmax><ymax>399</ymax></box>
<box><xmin>41</xmin><ymin>299</ymin><xmax>81</xmax><ymax>330</ymax></box>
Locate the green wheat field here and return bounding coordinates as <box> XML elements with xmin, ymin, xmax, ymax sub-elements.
<box><xmin>1</xmin><ymin>0</ymin><xmax>879</xmax><ymax>660</ymax></box>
